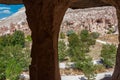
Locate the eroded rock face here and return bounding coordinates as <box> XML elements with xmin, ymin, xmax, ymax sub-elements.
<box><xmin>61</xmin><ymin>7</ymin><xmax>118</xmax><ymax>35</ymax></box>
<box><xmin>0</xmin><ymin>0</ymin><xmax>120</xmax><ymax>80</ymax></box>
<box><xmin>23</xmin><ymin>0</ymin><xmax>71</xmax><ymax>80</ymax></box>
<box><xmin>22</xmin><ymin>0</ymin><xmax>120</xmax><ymax>80</ymax></box>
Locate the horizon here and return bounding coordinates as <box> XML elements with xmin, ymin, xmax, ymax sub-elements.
<box><xmin>0</xmin><ymin>4</ymin><xmax>24</xmax><ymax>19</ymax></box>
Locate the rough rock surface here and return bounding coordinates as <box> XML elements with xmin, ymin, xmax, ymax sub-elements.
<box><xmin>0</xmin><ymin>0</ymin><xmax>120</xmax><ymax>80</ymax></box>
<box><xmin>0</xmin><ymin>7</ymin><xmax>117</xmax><ymax>36</ymax></box>
<box><xmin>61</xmin><ymin>6</ymin><xmax>118</xmax><ymax>35</ymax></box>
<box><xmin>23</xmin><ymin>0</ymin><xmax>70</xmax><ymax>80</ymax></box>
<box><xmin>23</xmin><ymin>0</ymin><xmax>120</xmax><ymax>79</ymax></box>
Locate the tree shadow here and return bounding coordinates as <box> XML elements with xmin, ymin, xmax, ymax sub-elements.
<box><xmin>100</xmin><ymin>74</ymin><xmax>111</xmax><ymax>80</ymax></box>
<box><xmin>79</xmin><ymin>77</ymin><xmax>86</xmax><ymax>80</ymax></box>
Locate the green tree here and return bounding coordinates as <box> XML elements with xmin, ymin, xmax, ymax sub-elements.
<box><xmin>25</xmin><ymin>35</ymin><xmax>32</xmax><ymax>42</ymax></box>
<box><xmin>66</xmin><ymin>30</ymin><xmax>75</xmax><ymax>36</ymax></box>
<box><xmin>59</xmin><ymin>32</ymin><xmax>65</xmax><ymax>39</ymax></box>
<box><xmin>67</xmin><ymin>33</ymin><xmax>82</xmax><ymax>61</ymax></box>
<box><xmin>12</xmin><ymin>30</ymin><xmax>25</xmax><ymax>47</ymax></box>
<box><xmin>5</xmin><ymin>59</ymin><xmax>22</xmax><ymax>80</ymax></box>
<box><xmin>0</xmin><ymin>45</ymin><xmax>31</xmax><ymax>80</ymax></box>
<box><xmin>80</xmin><ymin>30</ymin><xmax>89</xmax><ymax>42</ymax></box>
<box><xmin>101</xmin><ymin>44</ymin><xmax>116</xmax><ymax>68</ymax></box>
<box><xmin>90</xmin><ymin>32</ymin><xmax>100</xmax><ymax>39</ymax></box>
<box><xmin>0</xmin><ymin>30</ymin><xmax>25</xmax><ymax>47</ymax></box>
<box><xmin>67</xmin><ymin>30</ymin><xmax>96</xmax><ymax>80</ymax></box>
<box><xmin>58</xmin><ymin>41</ymin><xmax>67</xmax><ymax>62</ymax></box>
<box><xmin>0</xmin><ymin>35</ymin><xmax>13</xmax><ymax>47</ymax></box>
<box><xmin>81</xmin><ymin>58</ymin><xmax>96</xmax><ymax>80</ymax></box>
<box><xmin>68</xmin><ymin>33</ymin><xmax>80</xmax><ymax>48</ymax></box>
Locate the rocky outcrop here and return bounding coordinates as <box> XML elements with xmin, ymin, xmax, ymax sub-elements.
<box><xmin>61</xmin><ymin>6</ymin><xmax>118</xmax><ymax>35</ymax></box>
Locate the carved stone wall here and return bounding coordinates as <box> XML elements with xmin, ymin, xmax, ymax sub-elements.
<box><xmin>23</xmin><ymin>0</ymin><xmax>71</xmax><ymax>80</ymax></box>
<box><xmin>0</xmin><ymin>0</ymin><xmax>120</xmax><ymax>80</ymax></box>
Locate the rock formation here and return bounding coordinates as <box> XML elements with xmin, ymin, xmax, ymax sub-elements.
<box><xmin>0</xmin><ymin>0</ymin><xmax>120</xmax><ymax>80</ymax></box>
<box><xmin>0</xmin><ymin>6</ymin><xmax>117</xmax><ymax>36</ymax></box>
<box><xmin>61</xmin><ymin>6</ymin><xmax>118</xmax><ymax>35</ymax></box>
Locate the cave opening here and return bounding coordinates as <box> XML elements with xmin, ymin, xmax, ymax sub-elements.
<box><xmin>0</xmin><ymin>0</ymin><xmax>120</xmax><ymax>80</ymax></box>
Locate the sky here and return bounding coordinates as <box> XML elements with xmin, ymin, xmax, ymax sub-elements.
<box><xmin>0</xmin><ymin>4</ymin><xmax>24</xmax><ymax>19</ymax></box>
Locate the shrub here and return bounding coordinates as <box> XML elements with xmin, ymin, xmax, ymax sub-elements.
<box><xmin>66</xmin><ymin>30</ymin><xmax>75</xmax><ymax>36</ymax></box>
<box><xmin>0</xmin><ymin>30</ymin><xmax>30</xmax><ymax>80</ymax></box>
<box><xmin>101</xmin><ymin>44</ymin><xmax>116</xmax><ymax>68</ymax></box>
<box><xmin>75</xmin><ymin>57</ymin><xmax>96</xmax><ymax>80</ymax></box>
<box><xmin>0</xmin><ymin>44</ymin><xmax>30</xmax><ymax>80</ymax></box>
<box><xmin>5</xmin><ymin>59</ymin><xmax>22</xmax><ymax>80</ymax></box>
<box><xmin>0</xmin><ymin>35</ymin><xmax>13</xmax><ymax>47</ymax></box>
<box><xmin>12</xmin><ymin>30</ymin><xmax>25</xmax><ymax>47</ymax></box>
<box><xmin>66</xmin><ymin>30</ymin><xmax>97</xmax><ymax>79</ymax></box>
<box><xmin>68</xmin><ymin>33</ymin><xmax>80</xmax><ymax>48</ymax></box>
<box><xmin>59</xmin><ymin>32</ymin><xmax>65</xmax><ymax>39</ymax></box>
<box><xmin>94</xmin><ymin>64</ymin><xmax>105</xmax><ymax>73</ymax></box>
<box><xmin>0</xmin><ymin>30</ymin><xmax>25</xmax><ymax>47</ymax></box>
<box><xmin>90</xmin><ymin>32</ymin><xmax>100</xmax><ymax>39</ymax></box>
<box><xmin>26</xmin><ymin>35</ymin><xmax>32</xmax><ymax>42</ymax></box>
<box><xmin>80</xmin><ymin>30</ymin><xmax>89</xmax><ymax>42</ymax></box>
<box><xmin>107</xmin><ymin>28</ymin><xmax>115</xmax><ymax>34</ymax></box>
<box><xmin>58</xmin><ymin>41</ymin><xmax>67</xmax><ymax>62</ymax></box>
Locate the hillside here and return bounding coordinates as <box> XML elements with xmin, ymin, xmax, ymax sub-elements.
<box><xmin>61</xmin><ymin>6</ymin><xmax>118</xmax><ymax>35</ymax></box>
<box><xmin>0</xmin><ymin>6</ymin><xmax>118</xmax><ymax>36</ymax></box>
<box><xmin>0</xmin><ymin>7</ymin><xmax>26</xmax><ymax>27</ymax></box>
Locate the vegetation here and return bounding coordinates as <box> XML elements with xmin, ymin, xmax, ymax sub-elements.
<box><xmin>58</xmin><ymin>41</ymin><xmax>67</xmax><ymax>62</ymax></box>
<box><xmin>80</xmin><ymin>30</ymin><xmax>96</xmax><ymax>46</ymax></box>
<box><xmin>66</xmin><ymin>30</ymin><xmax>75</xmax><ymax>36</ymax></box>
<box><xmin>90</xmin><ymin>32</ymin><xmax>100</xmax><ymax>39</ymax></box>
<box><xmin>26</xmin><ymin>35</ymin><xmax>32</xmax><ymax>42</ymax></box>
<box><xmin>67</xmin><ymin>30</ymin><xmax>97</xmax><ymax>80</ymax></box>
<box><xmin>107</xmin><ymin>27</ymin><xmax>115</xmax><ymax>34</ymax></box>
<box><xmin>81</xmin><ymin>58</ymin><xmax>96</xmax><ymax>80</ymax></box>
<box><xmin>101</xmin><ymin>44</ymin><xmax>116</xmax><ymax>68</ymax></box>
<box><xmin>0</xmin><ymin>30</ymin><xmax>25</xmax><ymax>47</ymax></box>
<box><xmin>94</xmin><ymin>64</ymin><xmax>105</xmax><ymax>73</ymax></box>
<box><xmin>0</xmin><ymin>31</ymin><xmax>30</xmax><ymax>80</ymax></box>
<box><xmin>12</xmin><ymin>30</ymin><xmax>25</xmax><ymax>47</ymax></box>
<box><xmin>58</xmin><ymin>29</ymin><xmax>117</xmax><ymax>79</ymax></box>
<box><xmin>0</xmin><ymin>28</ymin><xmax>117</xmax><ymax>80</ymax></box>
<box><xmin>59</xmin><ymin>30</ymin><xmax>103</xmax><ymax>79</ymax></box>
<box><xmin>60</xmin><ymin>32</ymin><xmax>66</xmax><ymax>39</ymax></box>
